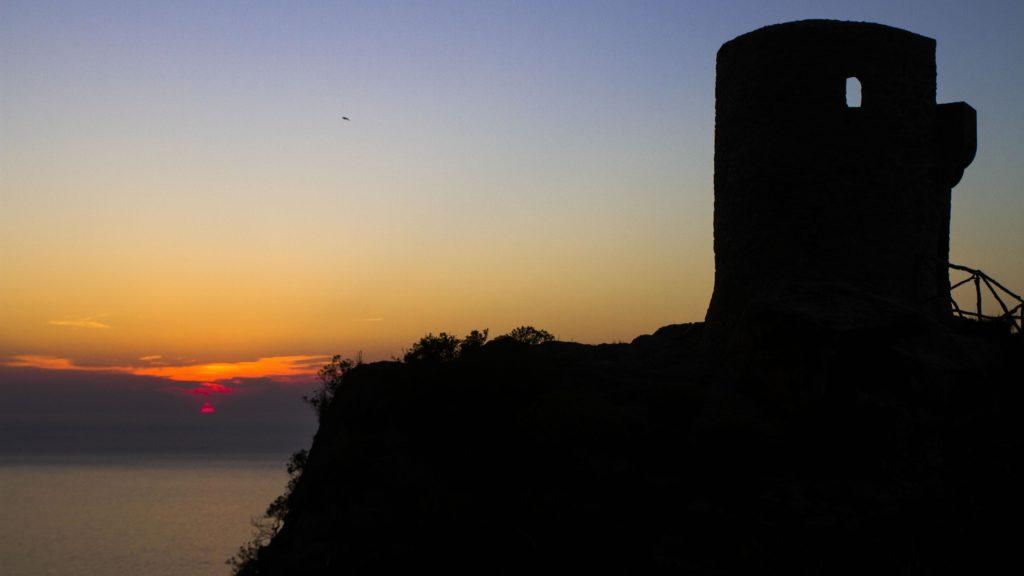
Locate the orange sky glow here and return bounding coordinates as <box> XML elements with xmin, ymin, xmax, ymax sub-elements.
<box><xmin>0</xmin><ymin>354</ymin><xmax>329</xmax><ymax>385</ymax></box>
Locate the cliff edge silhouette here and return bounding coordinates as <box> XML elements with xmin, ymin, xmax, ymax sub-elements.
<box><xmin>233</xmin><ymin>314</ymin><xmax>1020</xmax><ymax>574</ymax></box>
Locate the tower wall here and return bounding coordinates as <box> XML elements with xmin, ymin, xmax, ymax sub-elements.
<box><xmin>706</xmin><ymin>20</ymin><xmax>975</xmax><ymax>328</ymax></box>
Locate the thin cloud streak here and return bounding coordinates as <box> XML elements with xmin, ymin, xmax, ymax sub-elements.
<box><xmin>48</xmin><ymin>317</ymin><xmax>111</xmax><ymax>329</ymax></box>
<box><xmin>135</xmin><ymin>355</ymin><xmax>331</xmax><ymax>382</ymax></box>
<box><xmin>0</xmin><ymin>354</ymin><xmax>331</xmax><ymax>384</ymax></box>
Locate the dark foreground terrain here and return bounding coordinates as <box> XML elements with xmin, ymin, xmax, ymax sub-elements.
<box><xmin>235</xmin><ymin>308</ymin><xmax>1022</xmax><ymax>574</ymax></box>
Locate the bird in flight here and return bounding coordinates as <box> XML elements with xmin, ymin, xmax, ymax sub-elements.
<box><xmin>342</xmin><ymin>116</ymin><xmax>350</xmax><ymax>121</ymax></box>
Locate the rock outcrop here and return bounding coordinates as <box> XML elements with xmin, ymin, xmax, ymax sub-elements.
<box><xmin>237</xmin><ymin>314</ymin><xmax>1021</xmax><ymax>574</ymax></box>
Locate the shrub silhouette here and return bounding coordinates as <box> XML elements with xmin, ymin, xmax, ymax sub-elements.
<box><xmin>303</xmin><ymin>355</ymin><xmax>356</xmax><ymax>421</ymax></box>
<box><xmin>400</xmin><ymin>327</ymin><xmax>558</xmax><ymax>363</ymax></box>
<box><xmin>459</xmin><ymin>329</ymin><xmax>489</xmax><ymax>356</ymax></box>
<box><xmin>402</xmin><ymin>329</ymin><xmax>496</xmax><ymax>363</ymax></box>
<box><xmin>403</xmin><ymin>332</ymin><xmax>462</xmax><ymax>364</ymax></box>
<box><xmin>227</xmin><ymin>448</ymin><xmax>309</xmax><ymax>575</ymax></box>
<box><xmin>500</xmin><ymin>325</ymin><xmax>555</xmax><ymax>345</ymax></box>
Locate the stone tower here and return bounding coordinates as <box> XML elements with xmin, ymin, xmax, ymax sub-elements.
<box><xmin>706</xmin><ymin>20</ymin><xmax>976</xmax><ymax>330</ymax></box>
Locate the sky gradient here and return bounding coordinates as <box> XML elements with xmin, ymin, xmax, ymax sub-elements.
<box><xmin>2</xmin><ymin>1</ymin><xmax>1022</xmax><ymax>444</ymax></box>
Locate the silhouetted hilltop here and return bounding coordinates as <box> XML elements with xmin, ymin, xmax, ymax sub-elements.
<box><xmin>233</xmin><ymin>314</ymin><xmax>1021</xmax><ymax>574</ymax></box>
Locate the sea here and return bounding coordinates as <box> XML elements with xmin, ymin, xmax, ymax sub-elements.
<box><xmin>0</xmin><ymin>454</ymin><xmax>291</xmax><ymax>576</ymax></box>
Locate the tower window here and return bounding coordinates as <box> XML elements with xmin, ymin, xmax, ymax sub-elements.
<box><xmin>846</xmin><ymin>76</ymin><xmax>862</xmax><ymax>108</ymax></box>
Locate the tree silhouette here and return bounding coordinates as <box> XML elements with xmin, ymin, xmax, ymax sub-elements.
<box><xmin>403</xmin><ymin>332</ymin><xmax>462</xmax><ymax>364</ymax></box>
<box><xmin>304</xmin><ymin>355</ymin><xmax>356</xmax><ymax>420</ymax></box>
<box><xmin>500</xmin><ymin>325</ymin><xmax>555</xmax><ymax>345</ymax></box>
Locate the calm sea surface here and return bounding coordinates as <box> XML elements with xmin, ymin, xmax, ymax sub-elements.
<box><xmin>0</xmin><ymin>455</ymin><xmax>290</xmax><ymax>576</ymax></box>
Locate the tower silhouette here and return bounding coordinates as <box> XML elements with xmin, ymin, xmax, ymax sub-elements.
<box><xmin>706</xmin><ymin>20</ymin><xmax>976</xmax><ymax>329</ymax></box>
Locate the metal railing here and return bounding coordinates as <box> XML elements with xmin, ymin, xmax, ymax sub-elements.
<box><xmin>949</xmin><ymin>263</ymin><xmax>1023</xmax><ymax>334</ymax></box>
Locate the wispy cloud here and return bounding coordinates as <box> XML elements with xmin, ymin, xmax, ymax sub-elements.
<box><xmin>354</xmin><ymin>317</ymin><xmax>384</xmax><ymax>322</ymax></box>
<box><xmin>0</xmin><ymin>354</ymin><xmax>331</xmax><ymax>384</ymax></box>
<box><xmin>1</xmin><ymin>355</ymin><xmax>95</xmax><ymax>371</ymax></box>
<box><xmin>48</xmin><ymin>317</ymin><xmax>110</xmax><ymax>329</ymax></box>
<box><xmin>134</xmin><ymin>355</ymin><xmax>331</xmax><ymax>382</ymax></box>
<box><xmin>139</xmin><ymin>355</ymin><xmax>163</xmax><ymax>362</ymax></box>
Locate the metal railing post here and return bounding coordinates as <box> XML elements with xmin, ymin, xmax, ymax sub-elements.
<box><xmin>975</xmin><ymin>274</ymin><xmax>983</xmax><ymax>319</ymax></box>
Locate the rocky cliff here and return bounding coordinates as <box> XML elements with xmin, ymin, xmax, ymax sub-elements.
<box><xmin>232</xmin><ymin>310</ymin><xmax>1021</xmax><ymax>574</ymax></box>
